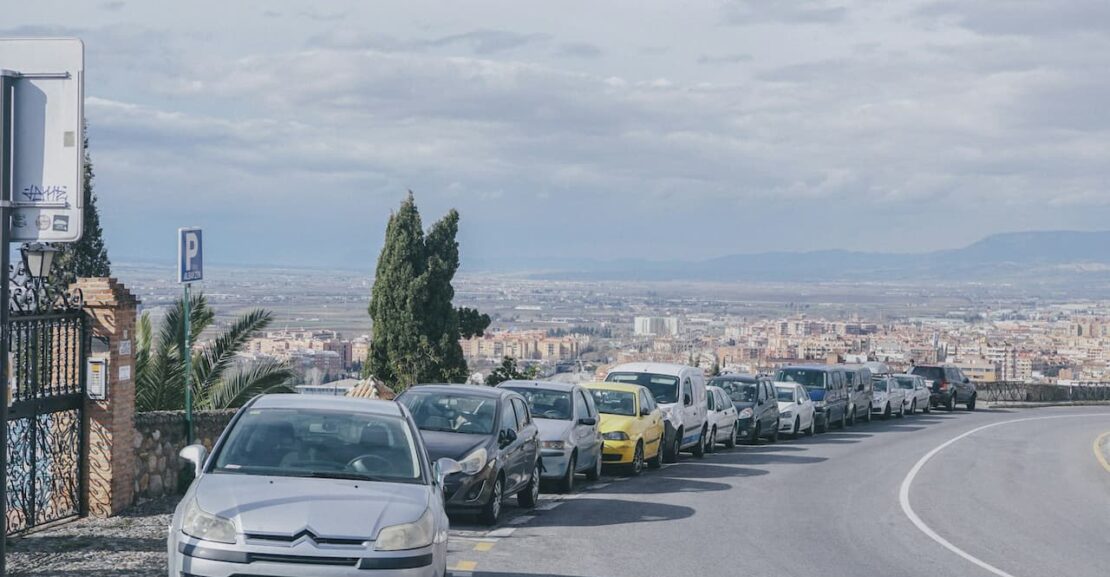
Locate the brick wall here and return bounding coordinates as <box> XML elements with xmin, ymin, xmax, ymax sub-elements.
<box><xmin>132</xmin><ymin>410</ymin><xmax>236</xmax><ymax>500</ymax></box>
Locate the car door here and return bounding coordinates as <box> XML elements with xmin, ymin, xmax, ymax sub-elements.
<box><xmin>572</xmin><ymin>388</ymin><xmax>599</xmax><ymax>470</ymax></box>
<box><xmin>512</xmin><ymin>397</ymin><xmax>540</xmax><ymax>485</ymax></box>
<box><xmin>681</xmin><ymin>376</ymin><xmax>697</xmax><ymax>442</ymax></box>
<box><xmin>640</xmin><ymin>388</ymin><xmax>664</xmax><ymax>453</ymax></box>
<box><xmin>705</xmin><ymin>386</ymin><xmax>718</xmax><ymax>431</ymax></box>
<box><xmin>721</xmin><ymin>389</ymin><xmax>738</xmax><ymax>435</ymax></box>
<box><xmin>499</xmin><ymin>398</ymin><xmax>523</xmax><ymax>489</ymax></box>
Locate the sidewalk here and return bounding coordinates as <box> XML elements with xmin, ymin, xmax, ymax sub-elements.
<box><xmin>7</xmin><ymin>497</ymin><xmax>177</xmax><ymax>577</ymax></box>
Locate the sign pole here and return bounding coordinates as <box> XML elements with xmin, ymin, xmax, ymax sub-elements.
<box><xmin>183</xmin><ymin>281</ymin><xmax>193</xmax><ymax>444</ymax></box>
<box><xmin>0</xmin><ymin>69</ymin><xmax>15</xmax><ymax>577</ymax></box>
<box><xmin>178</xmin><ymin>227</ymin><xmax>201</xmax><ymax>445</ymax></box>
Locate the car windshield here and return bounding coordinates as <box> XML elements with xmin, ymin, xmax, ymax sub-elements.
<box><xmin>775</xmin><ymin>369</ymin><xmax>828</xmax><ymax>391</ymax></box>
<box><xmin>399</xmin><ymin>391</ymin><xmax>498</xmax><ymax>435</ymax></box>
<box><xmin>502</xmin><ymin>387</ymin><xmax>572</xmax><ymax>420</ymax></box>
<box><xmin>775</xmin><ymin>386</ymin><xmax>795</xmax><ymax>402</ymax></box>
<box><xmin>589</xmin><ymin>389</ymin><xmax>637</xmax><ymax>416</ymax></box>
<box><xmin>212</xmin><ymin>407</ymin><xmax>422</xmax><ymax>483</ymax></box>
<box><xmin>606</xmin><ymin>372</ymin><xmax>679</xmax><ymax>404</ymax></box>
<box><xmin>714</xmin><ymin>380</ymin><xmax>757</xmax><ymax>403</ymax></box>
<box><xmin>873</xmin><ymin>378</ymin><xmax>888</xmax><ymax>392</ymax></box>
<box><xmin>894</xmin><ymin>377</ymin><xmax>915</xmax><ymax>390</ymax></box>
<box><xmin>911</xmin><ymin>366</ymin><xmax>944</xmax><ymax>381</ymax></box>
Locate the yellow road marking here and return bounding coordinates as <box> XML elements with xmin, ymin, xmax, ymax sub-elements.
<box><xmin>451</xmin><ymin>561</ymin><xmax>478</xmax><ymax>571</ymax></box>
<box><xmin>474</xmin><ymin>541</ymin><xmax>496</xmax><ymax>552</ymax></box>
<box><xmin>1094</xmin><ymin>432</ymin><xmax>1110</xmax><ymax>474</ymax></box>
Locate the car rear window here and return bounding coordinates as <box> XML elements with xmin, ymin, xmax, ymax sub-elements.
<box><xmin>910</xmin><ymin>366</ymin><xmax>944</xmax><ymax>381</ymax></box>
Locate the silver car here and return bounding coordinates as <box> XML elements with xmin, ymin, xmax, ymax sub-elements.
<box><xmin>167</xmin><ymin>394</ymin><xmax>460</xmax><ymax>577</ymax></box>
<box><xmin>497</xmin><ymin>380</ymin><xmax>603</xmax><ymax>492</ymax></box>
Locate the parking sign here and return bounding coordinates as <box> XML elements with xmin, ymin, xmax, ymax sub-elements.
<box><xmin>178</xmin><ymin>228</ymin><xmax>203</xmax><ymax>283</ymax></box>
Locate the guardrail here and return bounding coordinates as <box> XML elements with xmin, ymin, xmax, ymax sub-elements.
<box><xmin>976</xmin><ymin>381</ymin><xmax>1110</xmax><ymax>403</ymax></box>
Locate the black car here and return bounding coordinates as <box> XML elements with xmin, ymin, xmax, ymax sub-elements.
<box><xmin>910</xmin><ymin>365</ymin><xmax>978</xmax><ymax>411</ymax></box>
<box><xmin>397</xmin><ymin>384</ymin><xmax>541</xmax><ymax>525</ymax></box>
<box><xmin>709</xmin><ymin>374</ymin><xmax>780</xmax><ymax>444</ymax></box>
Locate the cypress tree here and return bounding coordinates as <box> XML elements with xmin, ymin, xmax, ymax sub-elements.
<box><xmin>54</xmin><ymin>127</ymin><xmax>111</xmax><ymax>285</ymax></box>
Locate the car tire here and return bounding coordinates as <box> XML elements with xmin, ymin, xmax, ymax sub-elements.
<box><xmin>748</xmin><ymin>422</ymin><xmax>761</xmax><ymax>445</ymax></box>
<box><xmin>817</xmin><ymin>415</ymin><xmax>828</xmax><ymax>434</ymax></box>
<box><xmin>480</xmin><ymin>476</ymin><xmax>504</xmax><ymax>525</ymax></box>
<box><xmin>693</xmin><ymin>426</ymin><xmax>707</xmax><ymax>458</ymax></box>
<box><xmin>883</xmin><ymin>404</ymin><xmax>891</xmax><ymax>420</ymax></box>
<box><xmin>847</xmin><ymin>405</ymin><xmax>856</xmax><ymax>426</ymax></box>
<box><xmin>630</xmin><ymin>442</ymin><xmax>644</xmax><ymax>476</ymax></box>
<box><xmin>586</xmin><ymin>449</ymin><xmax>602</xmax><ymax>481</ymax></box>
<box><xmin>946</xmin><ymin>394</ymin><xmax>956</xmax><ymax>411</ymax></box>
<box><xmin>910</xmin><ymin>399</ymin><xmax>917</xmax><ymax>415</ymax></box>
<box><xmin>769</xmin><ymin>422</ymin><xmax>779</xmax><ymax>443</ymax></box>
<box><xmin>558</xmin><ymin>453</ymin><xmax>576</xmax><ymax>493</ymax></box>
<box><xmin>865</xmin><ymin>407</ymin><xmax>873</xmax><ymax>423</ymax></box>
<box><xmin>839</xmin><ymin>410</ymin><xmax>847</xmax><ymax>430</ymax></box>
<box><xmin>924</xmin><ymin>402</ymin><xmax>931</xmax><ymax>414</ymax></box>
<box><xmin>663</xmin><ymin>429</ymin><xmax>680</xmax><ymax>463</ymax></box>
<box><xmin>793</xmin><ymin>417</ymin><xmax>801</xmax><ymax>437</ymax></box>
<box><xmin>806</xmin><ymin>418</ymin><xmax>815</xmax><ymax>436</ymax></box>
<box><xmin>647</xmin><ymin>441</ymin><xmax>663</xmax><ymax>469</ymax></box>
<box><xmin>707</xmin><ymin>427</ymin><xmax>717</xmax><ymax>453</ymax></box>
<box><xmin>725</xmin><ymin>424</ymin><xmax>737</xmax><ymax>449</ymax></box>
<box><xmin>966</xmin><ymin>394</ymin><xmax>977</xmax><ymax>411</ymax></box>
<box><xmin>518</xmin><ymin>463</ymin><xmax>540</xmax><ymax>509</ymax></box>
<box><xmin>897</xmin><ymin>402</ymin><xmax>905</xmax><ymax>418</ymax></box>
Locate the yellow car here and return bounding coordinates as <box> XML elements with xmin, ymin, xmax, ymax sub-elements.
<box><xmin>583</xmin><ymin>382</ymin><xmax>665</xmax><ymax>475</ymax></box>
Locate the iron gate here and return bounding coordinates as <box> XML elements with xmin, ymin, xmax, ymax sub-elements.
<box><xmin>4</xmin><ymin>275</ymin><xmax>87</xmax><ymax>535</ymax></box>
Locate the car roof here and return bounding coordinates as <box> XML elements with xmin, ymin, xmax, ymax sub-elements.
<box><xmin>779</xmin><ymin>364</ymin><xmax>839</xmax><ymax>372</ymax></box>
<box><xmin>607</xmin><ymin>362</ymin><xmax>695</xmax><ymax>376</ymax></box>
<box><xmin>408</xmin><ymin>383</ymin><xmax>509</xmax><ymax>399</ymax></box>
<box><xmin>251</xmin><ymin>393</ymin><xmax>403</xmax><ymax>416</ymax></box>
<box><xmin>497</xmin><ymin>380</ymin><xmax>577</xmax><ymax>392</ymax></box>
<box><xmin>583</xmin><ymin>381</ymin><xmax>642</xmax><ymax>394</ymax></box>
<box><xmin>709</xmin><ymin>373</ymin><xmax>761</xmax><ymax>383</ymax></box>
<box><xmin>772</xmin><ymin>381</ymin><xmax>803</xmax><ymax>388</ymax></box>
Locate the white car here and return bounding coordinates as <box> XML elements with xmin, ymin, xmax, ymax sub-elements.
<box><xmin>605</xmin><ymin>363</ymin><xmax>709</xmax><ymax>462</ymax></box>
<box><xmin>893</xmin><ymin>374</ymin><xmax>931</xmax><ymax>415</ymax></box>
<box><xmin>871</xmin><ymin>376</ymin><xmax>907</xmax><ymax>419</ymax></box>
<box><xmin>774</xmin><ymin>382</ymin><xmax>816</xmax><ymax>436</ymax></box>
<box><xmin>705</xmin><ymin>385</ymin><xmax>739</xmax><ymax>451</ymax></box>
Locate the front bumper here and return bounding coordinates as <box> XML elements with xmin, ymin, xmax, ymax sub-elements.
<box><xmin>169</xmin><ymin>533</ymin><xmax>441</xmax><ymax>577</ymax></box>
<box><xmin>540</xmin><ymin>450</ymin><xmax>571</xmax><ymax>479</ymax></box>
<box><xmin>777</xmin><ymin>416</ymin><xmax>796</xmax><ymax>432</ymax></box>
<box><xmin>600</xmin><ymin>439</ymin><xmax>636</xmax><ymax>465</ymax></box>
<box><xmin>736</xmin><ymin>417</ymin><xmax>756</xmax><ymax>440</ymax></box>
<box><xmin>871</xmin><ymin>400</ymin><xmax>886</xmax><ymax>413</ymax></box>
<box><xmin>442</xmin><ymin>465</ymin><xmax>497</xmax><ymax>512</ymax></box>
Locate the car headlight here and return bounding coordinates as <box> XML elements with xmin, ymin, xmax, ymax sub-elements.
<box><xmin>738</xmin><ymin>408</ymin><xmax>754</xmax><ymax>419</ymax></box>
<box><xmin>813</xmin><ymin>400</ymin><xmax>826</xmax><ymax>408</ymax></box>
<box><xmin>602</xmin><ymin>431</ymin><xmax>629</xmax><ymax>441</ymax></box>
<box><xmin>541</xmin><ymin>440</ymin><xmax>565</xmax><ymax>450</ymax></box>
<box><xmin>458</xmin><ymin>448</ymin><xmax>488</xmax><ymax>475</ymax></box>
<box><xmin>181</xmin><ymin>496</ymin><xmax>237</xmax><ymax>544</ymax></box>
<box><xmin>375</xmin><ymin>509</ymin><xmax>434</xmax><ymax>551</ymax></box>
<box><xmin>780</xmin><ymin>410</ymin><xmax>793</xmax><ymax>419</ymax></box>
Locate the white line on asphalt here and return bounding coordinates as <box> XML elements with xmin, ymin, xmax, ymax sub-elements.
<box><xmin>899</xmin><ymin>412</ymin><xmax>1110</xmax><ymax>577</ymax></box>
<box><xmin>537</xmin><ymin>501</ymin><xmax>563</xmax><ymax>511</ymax></box>
<box><xmin>507</xmin><ymin>515</ymin><xmax>534</xmax><ymax>525</ymax></box>
<box><xmin>587</xmin><ymin>482</ymin><xmax>611</xmax><ymax>490</ymax></box>
<box><xmin>486</xmin><ymin>527</ymin><xmax>516</xmax><ymax>538</ymax></box>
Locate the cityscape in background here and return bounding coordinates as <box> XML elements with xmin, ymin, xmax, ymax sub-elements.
<box><xmin>116</xmin><ymin>261</ymin><xmax>1110</xmax><ymax>394</ymax></box>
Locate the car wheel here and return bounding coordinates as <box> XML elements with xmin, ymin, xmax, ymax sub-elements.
<box><xmin>839</xmin><ymin>410</ymin><xmax>847</xmax><ymax>429</ymax></box>
<box><xmin>817</xmin><ymin>415</ymin><xmax>828</xmax><ymax>434</ymax></box>
<box><xmin>725</xmin><ymin>424</ymin><xmax>737</xmax><ymax>449</ymax></box>
<box><xmin>865</xmin><ymin>407</ymin><xmax>873</xmax><ymax>423</ymax></box>
<box><xmin>517</xmin><ymin>463</ymin><xmax>540</xmax><ymax>509</ymax></box>
<box><xmin>847</xmin><ymin>405</ymin><xmax>856</xmax><ymax>426</ymax></box>
<box><xmin>806</xmin><ymin>417</ymin><xmax>815</xmax><ymax>436</ymax></box>
<box><xmin>748</xmin><ymin>423</ymin><xmax>761</xmax><ymax>445</ymax></box>
<box><xmin>586</xmin><ymin>449</ymin><xmax>603</xmax><ymax>481</ymax></box>
<box><xmin>793</xmin><ymin>417</ymin><xmax>801</xmax><ymax>437</ymax></box>
<box><xmin>946</xmin><ymin>394</ymin><xmax>955</xmax><ymax>411</ymax></box>
<box><xmin>707</xmin><ymin>427</ymin><xmax>717</xmax><ymax>453</ymax></box>
<box><xmin>480</xmin><ymin>476</ymin><xmax>504</xmax><ymax>525</ymax></box>
<box><xmin>558</xmin><ymin>453</ymin><xmax>576</xmax><ymax>493</ymax></box>
<box><xmin>769</xmin><ymin>422</ymin><xmax>779</xmax><ymax>443</ymax></box>
<box><xmin>897</xmin><ymin>402</ymin><xmax>906</xmax><ymax>418</ymax></box>
<box><xmin>924</xmin><ymin>402</ymin><xmax>931</xmax><ymax>414</ymax></box>
<box><xmin>663</xmin><ymin>429</ymin><xmax>680</xmax><ymax>463</ymax></box>
<box><xmin>630</xmin><ymin>442</ymin><xmax>644</xmax><ymax>476</ymax></box>
<box><xmin>883</xmin><ymin>404</ymin><xmax>891</xmax><ymax>420</ymax></box>
<box><xmin>647</xmin><ymin>441</ymin><xmax>663</xmax><ymax>469</ymax></box>
<box><xmin>966</xmin><ymin>394</ymin><xmax>977</xmax><ymax>411</ymax></box>
<box><xmin>692</xmin><ymin>426</ymin><xmax>707</xmax><ymax>458</ymax></box>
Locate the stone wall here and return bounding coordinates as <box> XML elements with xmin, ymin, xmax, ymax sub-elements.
<box><xmin>132</xmin><ymin>410</ymin><xmax>236</xmax><ymax>500</ymax></box>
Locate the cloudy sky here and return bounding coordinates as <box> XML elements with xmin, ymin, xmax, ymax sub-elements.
<box><xmin>6</xmin><ymin>1</ymin><xmax>1110</xmax><ymax>268</ymax></box>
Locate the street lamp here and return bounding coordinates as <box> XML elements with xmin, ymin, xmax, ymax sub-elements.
<box><xmin>21</xmin><ymin>242</ymin><xmax>59</xmax><ymax>280</ymax></box>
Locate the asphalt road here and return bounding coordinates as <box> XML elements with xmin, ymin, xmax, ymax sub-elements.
<box><xmin>444</xmin><ymin>406</ymin><xmax>1110</xmax><ymax>577</ymax></box>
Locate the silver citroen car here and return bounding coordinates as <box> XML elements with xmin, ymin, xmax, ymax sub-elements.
<box><xmin>167</xmin><ymin>394</ymin><xmax>460</xmax><ymax>577</ymax></box>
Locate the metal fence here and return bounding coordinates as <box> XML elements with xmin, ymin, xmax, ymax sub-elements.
<box><xmin>976</xmin><ymin>381</ymin><xmax>1110</xmax><ymax>403</ymax></box>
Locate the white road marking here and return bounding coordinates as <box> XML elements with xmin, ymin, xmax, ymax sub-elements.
<box><xmin>899</xmin><ymin>413</ymin><xmax>1110</xmax><ymax>577</ymax></box>
<box><xmin>587</xmin><ymin>482</ymin><xmax>611</xmax><ymax>490</ymax></box>
<box><xmin>485</xmin><ymin>527</ymin><xmax>516</xmax><ymax>538</ymax></box>
<box><xmin>536</xmin><ymin>501</ymin><xmax>563</xmax><ymax>511</ymax></box>
<box><xmin>507</xmin><ymin>515</ymin><xmax>534</xmax><ymax>525</ymax></box>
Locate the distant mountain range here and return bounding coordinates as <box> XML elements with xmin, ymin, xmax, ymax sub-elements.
<box><xmin>464</xmin><ymin>230</ymin><xmax>1110</xmax><ymax>284</ymax></box>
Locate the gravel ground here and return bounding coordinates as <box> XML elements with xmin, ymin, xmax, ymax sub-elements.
<box><xmin>7</xmin><ymin>497</ymin><xmax>177</xmax><ymax>577</ymax></box>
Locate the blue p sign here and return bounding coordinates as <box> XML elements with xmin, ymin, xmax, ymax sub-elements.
<box><xmin>178</xmin><ymin>228</ymin><xmax>203</xmax><ymax>283</ymax></box>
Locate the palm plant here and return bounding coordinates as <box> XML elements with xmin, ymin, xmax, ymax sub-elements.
<box><xmin>135</xmin><ymin>292</ymin><xmax>294</xmax><ymax>412</ymax></box>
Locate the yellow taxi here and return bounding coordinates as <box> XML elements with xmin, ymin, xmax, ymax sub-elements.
<box><xmin>583</xmin><ymin>382</ymin><xmax>665</xmax><ymax>475</ymax></box>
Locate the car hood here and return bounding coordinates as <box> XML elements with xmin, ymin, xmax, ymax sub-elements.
<box><xmin>731</xmin><ymin>401</ymin><xmax>755</xmax><ymax>412</ymax></box>
<box><xmin>195</xmin><ymin>473</ymin><xmax>429</xmax><ymax>540</ymax></box>
<box><xmin>418</xmin><ymin>430</ymin><xmax>492</xmax><ymax>462</ymax></box>
<box><xmin>598</xmin><ymin>413</ymin><xmax>637</xmax><ymax>434</ymax></box>
<box><xmin>534</xmin><ymin>418</ymin><xmax>574</xmax><ymax>441</ymax></box>
<box><xmin>776</xmin><ymin>401</ymin><xmax>796</xmax><ymax>413</ymax></box>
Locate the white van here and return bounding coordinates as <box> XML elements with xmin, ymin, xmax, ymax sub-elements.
<box><xmin>604</xmin><ymin>363</ymin><xmax>708</xmax><ymax>462</ymax></box>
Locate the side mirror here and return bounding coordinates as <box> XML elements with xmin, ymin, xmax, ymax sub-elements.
<box><xmin>797</xmin><ymin>398</ymin><xmax>804</xmax><ymax>405</ymax></box>
<box><xmin>434</xmin><ymin>457</ymin><xmax>462</xmax><ymax>486</ymax></box>
<box><xmin>578</xmin><ymin>417</ymin><xmax>597</xmax><ymax>426</ymax></box>
<box><xmin>684</xmin><ymin>394</ymin><xmax>692</xmax><ymax>406</ymax></box>
<box><xmin>179</xmin><ymin>444</ymin><xmax>208</xmax><ymax>477</ymax></box>
<box><xmin>499</xmin><ymin>428</ymin><xmax>518</xmax><ymax>447</ymax></box>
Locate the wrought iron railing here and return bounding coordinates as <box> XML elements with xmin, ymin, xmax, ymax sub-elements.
<box><xmin>976</xmin><ymin>381</ymin><xmax>1110</xmax><ymax>403</ymax></box>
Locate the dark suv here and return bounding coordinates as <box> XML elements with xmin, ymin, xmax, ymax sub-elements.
<box><xmin>910</xmin><ymin>365</ymin><xmax>977</xmax><ymax>411</ymax></box>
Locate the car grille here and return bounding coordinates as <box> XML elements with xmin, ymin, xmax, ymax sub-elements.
<box><xmin>245</xmin><ymin>532</ymin><xmax>367</xmax><ymax>547</ymax></box>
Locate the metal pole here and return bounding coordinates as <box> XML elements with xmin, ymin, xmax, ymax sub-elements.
<box><xmin>183</xmin><ymin>282</ymin><xmax>193</xmax><ymax>444</ymax></box>
<box><xmin>0</xmin><ymin>70</ymin><xmax>16</xmax><ymax>577</ymax></box>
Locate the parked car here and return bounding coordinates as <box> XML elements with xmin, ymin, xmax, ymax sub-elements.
<box><xmin>774</xmin><ymin>381</ymin><xmax>816</xmax><ymax>436</ymax></box>
<box><xmin>709</xmin><ymin>374</ymin><xmax>780</xmax><ymax>444</ymax></box>
<box><xmin>397</xmin><ymin>384</ymin><xmax>541</xmax><ymax>525</ymax></box>
<box><xmin>894</xmin><ymin>374</ymin><xmax>931</xmax><ymax>414</ymax></box>
<box><xmin>169</xmin><ymin>394</ymin><xmax>459</xmax><ymax>577</ymax></box>
<box><xmin>774</xmin><ymin>365</ymin><xmax>849</xmax><ymax>432</ymax></box>
<box><xmin>497</xmin><ymin>380</ymin><xmax>603</xmax><ymax>492</ymax></box>
<box><xmin>584</xmin><ymin>382</ymin><xmax>665</xmax><ymax>475</ymax></box>
<box><xmin>910</xmin><ymin>364</ymin><xmax>978</xmax><ymax>411</ymax></box>
<box><xmin>871</xmin><ymin>375</ymin><xmax>906</xmax><ymax>419</ymax></box>
<box><xmin>705</xmin><ymin>385</ymin><xmax>739</xmax><ymax>451</ymax></box>
<box><xmin>842</xmin><ymin>364</ymin><xmax>875</xmax><ymax>425</ymax></box>
<box><xmin>605</xmin><ymin>363</ymin><xmax>708</xmax><ymax>462</ymax></box>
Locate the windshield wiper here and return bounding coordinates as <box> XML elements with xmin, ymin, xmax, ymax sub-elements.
<box><xmin>304</xmin><ymin>471</ymin><xmax>388</xmax><ymax>482</ymax></box>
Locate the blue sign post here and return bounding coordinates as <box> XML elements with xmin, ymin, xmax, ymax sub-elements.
<box><xmin>178</xmin><ymin>228</ymin><xmax>202</xmax><ymax>443</ymax></box>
